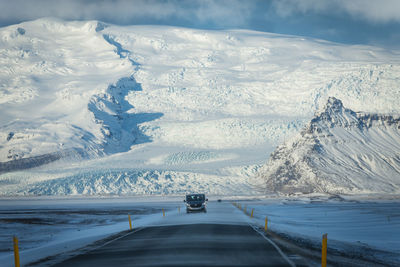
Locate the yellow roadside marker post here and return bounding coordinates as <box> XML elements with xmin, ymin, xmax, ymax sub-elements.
<box><xmin>162</xmin><ymin>208</ymin><xmax>165</xmax><ymax>217</ymax></box>
<box><xmin>264</xmin><ymin>217</ymin><xmax>268</xmax><ymax>232</ymax></box>
<box><xmin>322</xmin><ymin>233</ymin><xmax>327</xmax><ymax>267</ymax></box>
<box><xmin>251</xmin><ymin>208</ymin><xmax>254</xmax><ymax>218</ymax></box>
<box><xmin>13</xmin><ymin>236</ymin><xmax>20</xmax><ymax>267</ymax></box>
<box><xmin>244</xmin><ymin>205</ymin><xmax>247</xmax><ymax>214</ymax></box>
<box><xmin>128</xmin><ymin>215</ymin><xmax>133</xmax><ymax>230</ymax></box>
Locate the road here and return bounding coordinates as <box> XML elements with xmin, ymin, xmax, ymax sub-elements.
<box><xmin>52</xmin><ymin>202</ymin><xmax>295</xmax><ymax>267</ymax></box>
<box><xmin>54</xmin><ymin>223</ymin><xmax>293</xmax><ymax>267</ymax></box>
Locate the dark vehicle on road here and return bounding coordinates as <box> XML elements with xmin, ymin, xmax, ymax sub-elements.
<box><xmin>184</xmin><ymin>194</ymin><xmax>208</xmax><ymax>213</ymax></box>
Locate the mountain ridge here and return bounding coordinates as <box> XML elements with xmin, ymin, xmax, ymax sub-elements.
<box><xmin>258</xmin><ymin>97</ymin><xmax>400</xmax><ymax>195</ymax></box>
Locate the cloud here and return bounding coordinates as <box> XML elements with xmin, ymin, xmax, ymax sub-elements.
<box><xmin>272</xmin><ymin>0</ymin><xmax>400</xmax><ymax>24</ymax></box>
<box><xmin>1</xmin><ymin>0</ymin><xmax>398</xmax><ymax>29</ymax></box>
<box><xmin>0</xmin><ymin>0</ymin><xmax>255</xmax><ymax>27</ymax></box>
<box><xmin>1</xmin><ymin>0</ymin><xmax>398</xmax><ymax>48</ymax></box>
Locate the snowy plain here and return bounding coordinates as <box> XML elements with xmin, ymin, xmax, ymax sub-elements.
<box><xmin>0</xmin><ymin>197</ymin><xmax>180</xmax><ymax>267</ymax></box>
<box><xmin>1</xmin><ymin>18</ymin><xmax>400</xmax><ymax>196</ymax></box>
<box><xmin>242</xmin><ymin>197</ymin><xmax>400</xmax><ymax>266</ymax></box>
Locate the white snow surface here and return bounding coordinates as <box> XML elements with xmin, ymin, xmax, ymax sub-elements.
<box><xmin>242</xmin><ymin>198</ymin><xmax>400</xmax><ymax>265</ymax></box>
<box><xmin>1</xmin><ymin>18</ymin><xmax>400</xmax><ymax>195</ymax></box>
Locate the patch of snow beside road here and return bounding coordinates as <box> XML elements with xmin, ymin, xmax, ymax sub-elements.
<box><xmin>241</xmin><ymin>198</ymin><xmax>400</xmax><ymax>265</ymax></box>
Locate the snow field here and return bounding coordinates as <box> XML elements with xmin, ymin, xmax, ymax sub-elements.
<box><xmin>1</xmin><ymin>18</ymin><xmax>400</xmax><ymax>196</ymax></box>
<box><xmin>238</xmin><ymin>199</ymin><xmax>400</xmax><ymax>265</ymax></box>
<box><xmin>0</xmin><ymin>19</ymin><xmax>133</xmax><ymax>163</ymax></box>
<box><xmin>139</xmin><ymin>117</ymin><xmax>305</xmax><ymax>149</ymax></box>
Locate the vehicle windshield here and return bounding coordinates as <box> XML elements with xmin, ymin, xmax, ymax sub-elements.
<box><xmin>186</xmin><ymin>194</ymin><xmax>204</xmax><ymax>202</ymax></box>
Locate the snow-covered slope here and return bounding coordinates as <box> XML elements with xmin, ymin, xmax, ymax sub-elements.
<box><xmin>0</xmin><ymin>19</ymin><xmax>133</xmax><ymax>166</ymax></box>
<box><xmin>1</xmin><ymin>18</ymin><xmax>400</xmax><ymax>195</ymax></box>
<box><xmin>258</xmin><ymin>97</ymin><xmax>400</xmax><ymax>195</ymax></box>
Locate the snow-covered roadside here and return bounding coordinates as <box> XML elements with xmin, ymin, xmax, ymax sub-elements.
<box><xmin>239</xmin><ymin>198</ymin><xmax>400</xmax><ymax>265</ymax></box>
<box><xmin>0</xmin><ymin>197</ymin><xmax>257</xmax><ymax>267</ymax></box>
<box><xmin>0</xmin><ymin>197</ymin><xmax>183</xmax><ymax>267</ymax></box>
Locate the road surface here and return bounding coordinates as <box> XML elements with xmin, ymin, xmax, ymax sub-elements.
<box><xmin>54</xmin><ymin>223</ymin><xmax>294</xmax><ymax>267</ymax></box>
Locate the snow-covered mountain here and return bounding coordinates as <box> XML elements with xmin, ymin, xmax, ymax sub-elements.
<box><xmin>258</xmin><ymin>97</ymin><xmax>400</xmax><ymax>195</ymax></box>
<box><xmin>1</xmin><ymin>18</ymin><xmax>400</xmax><ymax>196</ymax></box>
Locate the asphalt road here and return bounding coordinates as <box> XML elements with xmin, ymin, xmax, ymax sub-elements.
<box><xmin>54</xmin><ymin>223</ymin><xmax>294</xmax><ymax>267</ymax></box>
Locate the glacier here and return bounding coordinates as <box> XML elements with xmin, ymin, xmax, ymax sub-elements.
<box><xmin>1</xmin><ymin>18</ymin><xmax>400</xmax><ymax>196</ymax></box>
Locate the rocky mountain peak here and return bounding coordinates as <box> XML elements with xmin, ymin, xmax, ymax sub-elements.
<box><xmin>308</xmin><ymin>97</ymin><xmax>358</xmax><ymax>132</ymax></box>
<box><xmin>324</xmin><ymin>97</ymin><xmax>344</xmax><ymax>112</ymax></box>
<box><xmin>259</xmin><ymin>97</ymin><xmax>400</xmax><ymax>195</ymax></box>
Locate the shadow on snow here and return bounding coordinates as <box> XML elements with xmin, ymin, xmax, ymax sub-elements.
<box><xmin>88</xmin><ymin>76</ymin><xmax>163</xmax><ymax>154</ymax></box>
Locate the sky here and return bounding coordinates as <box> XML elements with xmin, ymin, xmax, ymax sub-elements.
<box><xmin>0</xmin><ymin>0</ymin><xmax>400</xmax><ymax>48</ymax></box>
